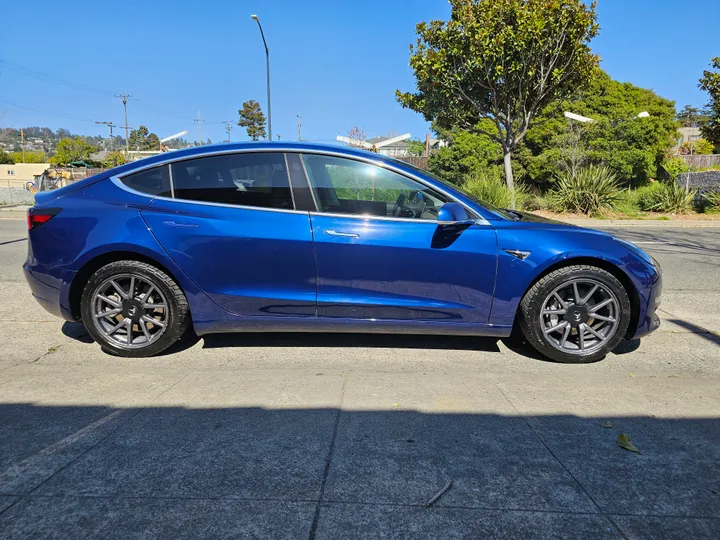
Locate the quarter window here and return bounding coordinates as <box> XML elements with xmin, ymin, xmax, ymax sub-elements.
<box><xmin>301</xmin><ymin>154</ymin><xmax>450</xmax><ymax>220</ymax></box>
<box><xmin>171</xmin><ymin>153</ymin><xmax>293</xmax><ymax>210</ymax></box>
<box><xmin>120</xmin><ymin>165</ymin><xmax>171</xmax><ymax>197</ymax></box>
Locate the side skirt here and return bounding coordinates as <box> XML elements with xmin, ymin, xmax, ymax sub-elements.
<box><xmin>194</xmin><ymin>316</ymin><xmax>512</xmax><ymax>338</ymax></box>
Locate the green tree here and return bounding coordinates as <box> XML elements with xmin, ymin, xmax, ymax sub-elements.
<box><xmin>49</xmin><ymin>137</ymin><xmax>98</xmax><ymax>166</ymax></box>
<box><xmin>676</xmin><ymin>104</ymin><xmax>710</xmax><ymax>127</ymax></box>
<box><xmin>128</xmin><ymin>125</ymin><xmax>161</xmax><ymax>151</ymax></box>
<box><xmin>397</xmin><ymin>0</ymin><xmax>599</xmax><ymax>206</ymax></box>
<box><xmin>0</xmin><ymin>150</ymin><xmax>13</xmax><ymax>164</ymax></box>
<box><xmin>405</xmin><ymin>139</ymin><xmax>426</xmax><ymax>157</ymax></box>
<box><xmin>679</xmin><ymin>138</ymin><xmax>714</xmax><ymax>155</ymax></box>
<box><xmin>523</xmin><ymin>71</ymin><xmax>678</xmax><ymax>186</ymax></box>
<box><xmin>9</xmin><ymin>150</ymin><xmax>47</xmax><ymax>163</ymax></box>
<box><xmin>103</xmin><ymin>150</ymin><xmax>128</xmax><ymax>168</ymax></box>
<box><xmin>238</xmin><ymin>100</ymin><xmax>267</xmax><ymax>141</ymax></box>
<box><xmin>699</xmin><ymin>57</ymin><xmax>720</xmax><ymax>148</ymax></box>
<box><xmin>428</xmin><ymin>121</ymin><xmax>503</xmax><ymax>183</ymax></box>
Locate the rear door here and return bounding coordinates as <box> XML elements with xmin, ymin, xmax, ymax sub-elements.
<box><xmin>133</xmin><ymin>151</ymin><xmax>316</xmax><ymax>317</ymax></box>
<box><xmin>301</xmin><ymin>153</ymin><xmax>497</xmax><ymax>323</ymax></box>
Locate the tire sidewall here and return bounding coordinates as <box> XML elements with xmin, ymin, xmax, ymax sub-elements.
<box><xmin>522</xmin><ymin>267</ymin><xmax>632</xmax><ymax>364</ymax></box>
<box><xmin>80</xmin><ymin>261</ymin><xmax>187</xmax><ymax>357</ymax></box>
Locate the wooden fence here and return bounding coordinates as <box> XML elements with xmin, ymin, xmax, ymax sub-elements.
<box><xmin>396</xmin><ymin>156</ymin><xmax>429</xmax><ymax>170</ymax></box>
<box><xmin>680</xmin><ymin>154</ymin><xmax>720</xmax><ymax>169</ymax></box>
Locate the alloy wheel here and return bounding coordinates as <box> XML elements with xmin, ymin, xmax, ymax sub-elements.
<box><xmin>91</xmin><ymin>273</ymin><xmax>169</xmax><ymax>349</ymax></box>
<box><xmin>539</xmin><ymin>278</ymin><xmax>620</xmax><ymax>355</ymax></box>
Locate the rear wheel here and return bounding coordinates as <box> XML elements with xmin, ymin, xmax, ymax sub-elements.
<box><xmin>80</xmin><ymin>261</ymin><xmax>189</xmax><ymax>357</ymax></box>
<box><xmin>519</xmin><ymin>265</ymin><xmax>631</xmax><ymax>363</ymax></box>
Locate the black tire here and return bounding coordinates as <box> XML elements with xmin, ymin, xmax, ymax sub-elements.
<box><xmin>518</xmin><ymin>265</ymin><xmax>632</xmax><ymax>364</ymax></box>
<box><xmin>80</xmin><ymin>260</ymin><xmax>190</xmax><ymax>357</ymax></box>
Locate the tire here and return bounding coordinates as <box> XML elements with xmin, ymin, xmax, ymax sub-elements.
<box><xmin>518</xmin><ymin>265</ymin><xmax>631</xmax><ymax>364</ymax></box>
<box><xmin>80</xmin><ymin>260</ymin><xmax>190</xmax><ymax>357</ymax></box>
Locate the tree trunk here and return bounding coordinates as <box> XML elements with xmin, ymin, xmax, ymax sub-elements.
<box><xmin>503</xmin><ymin>150</ymin><xmax>516</xmax><ymax>209</ymax></box>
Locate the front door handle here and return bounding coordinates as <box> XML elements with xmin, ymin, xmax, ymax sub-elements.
<box><xmin>164</xmin><ymin>220</ymin><xmax>198</xmax><ymax>228</ymax></box>
<box><xmin>325</xmin><ymin>229</ymin><xmax>359</xmax><ymax>238</ymax></box>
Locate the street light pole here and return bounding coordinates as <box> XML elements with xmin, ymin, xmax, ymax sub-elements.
<box><xmin>251</xmin><ymin>14</ymin><xmax>272</xmax><ymax>141</ymax></box>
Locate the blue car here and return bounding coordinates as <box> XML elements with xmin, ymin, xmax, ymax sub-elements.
<box><xmin>24</xmin><ymin>142</ymin><xmax>661</xmax><ymax>363</ymax></box>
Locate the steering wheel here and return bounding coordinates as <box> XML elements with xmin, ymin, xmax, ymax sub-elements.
<box><xmin>392</xmin><ymin>193</ymin><xmax>407</xmax><ymax>217</ymax></box>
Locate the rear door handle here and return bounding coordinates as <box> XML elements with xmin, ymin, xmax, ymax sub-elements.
<box><xmin>325</xmin><ymin>229</ymin><xmax>359</xmax><ymax>238</ymax></box>
<box><xmin>164</xmin><ymin>220</ymin><xmax>198</xmax><ymax>228</ymax></box>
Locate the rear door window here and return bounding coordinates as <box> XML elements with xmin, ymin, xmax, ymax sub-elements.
<box><xmin>171</xmin><ymin>153</ymin><xmax>293</xmax><ymax>210</ymax></box>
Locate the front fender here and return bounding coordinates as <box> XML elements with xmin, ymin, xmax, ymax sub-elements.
<box><xmin>490</xmin><ymin>225</ymin><xmax>657</xmax><ymax>328</ymax></box>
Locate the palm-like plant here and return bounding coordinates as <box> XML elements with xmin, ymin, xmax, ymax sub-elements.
<box><xmin>550</xmin><ymin>165</ymin><xmax>622</xmax><ymax>214</ymax></box>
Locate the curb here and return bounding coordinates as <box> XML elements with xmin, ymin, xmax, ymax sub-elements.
<box><xmin>559</xmin><ymin>219</ymin><xmax>720</xmax><ymax>228</ymax></box>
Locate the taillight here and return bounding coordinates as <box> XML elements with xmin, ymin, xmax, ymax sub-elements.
<box><xmin>28</xmin><ymin>208</ymin><xmax>61</xmax><ymax>230</ymax></box>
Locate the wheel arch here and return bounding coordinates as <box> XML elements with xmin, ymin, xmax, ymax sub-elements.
<box><xmin>68</xmin><ymin>250</ymin><xmax>189</xmax><ymax>322</ymax></box>
<box><xmin>517</xmin><ymin>256</ymin><xmax>641</xmax><ymax>338</ymax></box>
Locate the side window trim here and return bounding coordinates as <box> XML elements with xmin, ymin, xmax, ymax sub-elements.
<box><xmin>168</xmin><ymin>163</ymin><xmax>175</xmax><ymax>198</ymax></box>
<box><xmin>300</xmin><ymin>153</ymin><xmax>469</xmax><ymax>222</ymax></box>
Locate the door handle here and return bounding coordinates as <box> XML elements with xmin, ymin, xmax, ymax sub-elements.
<box><xmin>164</xmin><ymin>220</ymin><xmax>198</xmax><ymax>228</ymax></box>
<box><xmin>325</xmin><ymin>229</ymin><xmax>359</xmax><ymax>238</ymax></box>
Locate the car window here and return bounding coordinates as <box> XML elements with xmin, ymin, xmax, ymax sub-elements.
<box><xmin>301</xmin><ymin>154</ymin><xmax>449</xmax><ymax>220</ymax></box>
<box><xmin>120</xmin><ymin>165</ymin><xmax>172</xmax><ymax>197</ymax></box>
<box><xmin>171</xmin><ymin>153</ymin><xmax>293</xmax><ymax>210</ymax></box>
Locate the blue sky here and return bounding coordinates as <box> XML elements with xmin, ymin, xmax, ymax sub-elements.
<box><xmin>1</xmin><ymin>0</ymin><xmax>717</xmax><ymax>143</ymax></box>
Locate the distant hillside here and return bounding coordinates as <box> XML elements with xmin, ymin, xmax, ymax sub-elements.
<box><xmin>0</xmin><ymin>126</ymin><xmax>192</xmax><ymax>155</ymax></box>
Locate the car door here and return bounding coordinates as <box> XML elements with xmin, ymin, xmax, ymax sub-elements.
<box><xmin>301</xmin><ymin>153</ymin><xmax>497</xmax><ymax>323</ymax></box>
<box><xmin>134</xmin><ymin>151</ymin><xmax>316</xmax><ymax>317</ymax></box>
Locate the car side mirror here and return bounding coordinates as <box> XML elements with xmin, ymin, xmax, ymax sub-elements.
<box><xmin>437</xmin><ymin>202</ymin><xmax>474</xmax><ymax>226</ymax></box>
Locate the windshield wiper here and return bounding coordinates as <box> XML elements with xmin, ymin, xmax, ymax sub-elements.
<box><xmin>502</xmin><ymin>208</ymin><xmax>523</xmax><ymax>221</ymax></box>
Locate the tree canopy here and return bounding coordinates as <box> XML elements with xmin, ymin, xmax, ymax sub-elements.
<box><xmin>238</xmin><ymin>100</ymin><xmax>267</xmax><ymax>141</ymax></box>
<box><xmin>128</xmin><ymin>125</ymin><xmax>160</xmax><ymax>151</ymax></box>
<box><xmin>9</xmin><ymin>151</ymin><xmax>47</xmax><ymax>163</ymax></box>
<box><xmin>676</xmin><ymin>104</ymin><xmax>710</xmax><ymax>128</ymax></box>
<box><xmin>49</xmin><ymin>137</ymin><xmax>98</xmax><ymax>166</ymax></box>
<box><xmin>397</xmin><ymin>0</ymin><xmax>600</xmax><ymax>205</ymax></box>
<box><xmin>103</xmin><ymin>150</ymin><xmax>128</xmax><ymax>168</ymax></box>
<box><xmin>698</xmin><ymin>57</ymin><xmax>720</xmax><ymax>148</ymax></box>
<box><xmin>0</xmin><ymin>150</ymin><xmax>13</xmax><ymax>165</ymax></box>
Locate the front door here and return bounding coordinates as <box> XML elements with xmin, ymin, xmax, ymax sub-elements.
<box><xmin>302</xmin><ymin>154</ymin><xmax>497</xmax><ymax>323</ymax></box>
<box><xmin>137</xmin><ymin>151</ymin><xmax>316</xmax><ymax>317</ymax></box>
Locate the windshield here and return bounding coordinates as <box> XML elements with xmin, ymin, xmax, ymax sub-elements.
<box><xmin>392</xmin><ymin>159</ymin><xmax>516</xmax><ymax>220</ymax></box>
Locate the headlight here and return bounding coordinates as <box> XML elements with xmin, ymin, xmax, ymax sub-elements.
<box><xmin>614</xmin><ymin>237</ymin><xmax>654</xmax><ymax>266</ymax></box>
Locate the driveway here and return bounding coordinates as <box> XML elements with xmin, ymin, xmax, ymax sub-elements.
<box><xmin>0</xmin><ymin>216</ymin><xmax>718</xmax><ymax>538</ymax></box>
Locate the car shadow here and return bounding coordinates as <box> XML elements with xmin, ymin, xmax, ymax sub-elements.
<box><xmin>62</xmin><ymin>321</ymin><xmax>643</xmax><ymax>361</ymax></box>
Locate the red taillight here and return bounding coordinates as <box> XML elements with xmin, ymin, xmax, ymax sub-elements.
<box><xmin>27</xmin><ymin>208</ymin><xmax>61</xmax><ymax>230</ymax></box>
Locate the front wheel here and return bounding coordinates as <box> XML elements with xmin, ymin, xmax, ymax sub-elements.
<box><xmin>518</xmin><ymin>265</ymin><xmax>632</xmax><ymax>363</ymax></box>
<box><xmin>80</xmin><ymin>261</ymin><xmax>190</xmax><ymax>357</ymax></box>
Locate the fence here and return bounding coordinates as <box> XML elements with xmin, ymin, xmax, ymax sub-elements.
<box><xmin>679</xmin><ymin>154</ymin><xmax>720</xmax><ymax>169</ymax></box>
<box><xmin>396</xmin><ymin>156</ymin><xmax>429</xmax><ymax>170</ymax></box>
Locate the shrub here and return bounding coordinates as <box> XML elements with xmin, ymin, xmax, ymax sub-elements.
<box><xmin>611</xmin><ymin>188</ymin><xmax>644</xmax><ymax>217</ymax></box>
<box><xmin>462</xmin><ymin>170</ymin><xmax>530</xmax><ymax>209</ymax></box>
<box><xmin>661</xmin><ymin>157</ymin><xmax>689</xmax><ymax>179</ymax></box>
<box><xmin>701</xmin><ymin>189</ymin><xmax>720</xmax><ymax>210</ymax></box>
<box><xmin>549</xmin><ymin>165</ymin><xmax>622</xmax><ymax>214</ymax></box>
<box><xmin>637</xmin><ymin>181</ymin><xmax>695</xmax><ymax>213</ymax></box>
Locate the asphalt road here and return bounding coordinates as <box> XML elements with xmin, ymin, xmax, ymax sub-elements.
<box><xmin>0</xmin><ymin>215</ymin><xmax>718</xmax><ymax>539</ymax></box>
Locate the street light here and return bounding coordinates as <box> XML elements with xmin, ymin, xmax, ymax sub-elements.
<box><xmin>251</xmin><ymin>14</ymin><xmax>272</xmax><ymax>141</ymax></box>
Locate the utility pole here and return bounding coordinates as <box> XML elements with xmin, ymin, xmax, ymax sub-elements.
<box><xmin>114</xmin><ymin>93</ymin><xmax>132</xmax><ymax>153</ymax></box>
<box><xmin>297</xmin><ymin>115</ymin><xmax>301</xmax><ymax>141</ymax></box>
<box><xmin>96</xmin><ymin>121</ymin><xmax>117</xmax><ymax>150</ymax></box>
<box><xmin>223</xmin><ymin>121</ymin><xmax>233</xmax><ymax>142</ymax></box>
<box><xmin>20</xmin><ymin>128</ymin><xmax>25</xmax><ymax>163</ymax></box>
<box><xmin>194</xmin><ymin>111</ymin><xmax>204</xmax><ymax>145</ymax></box>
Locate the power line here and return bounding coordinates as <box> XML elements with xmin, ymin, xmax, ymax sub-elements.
<box><xmin>0</xmin><ymin>96</ymin><xmax>97</xmax><ymax>123</ymax></box>
<box><xmin>0</xmin><ymin>59</ymin><xmax>118</xmax><ymax>96</ymax></box>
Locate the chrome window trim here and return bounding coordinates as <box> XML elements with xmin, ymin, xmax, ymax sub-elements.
<box><xmin>168</xmin><ymin>163</ymin><xmax>175</xmax><ymax>198</ymax></box>
<box><xmin>110</xmin><ymin>176</ymin><xmax>309</xmax><ymax>216</ymax></box>
<box><xmin>309</xmin><ymin>210</ymin><xmax>484</xmax><ymax>226</ymax></box>
<box><xmin>113</xmin><ymin>146</ymin><xmax>490</xmax><ymax>225</ymax></box>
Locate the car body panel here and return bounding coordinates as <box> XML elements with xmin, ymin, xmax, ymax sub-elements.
<box><xmin>23</xmin><ymin>141</ymin><xmax>662</xmax><ymax>345</ymax></box>
<box><xmin>310</xmin><ymin>214</ymin><xmax>497</xmax><ymax>322</ymax></box>
<box><xmin>141</xmin><ymin>196</ymin><xmax>317</xmax><ymax>317</ymax></box>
